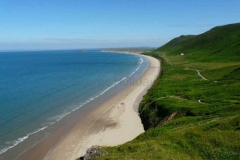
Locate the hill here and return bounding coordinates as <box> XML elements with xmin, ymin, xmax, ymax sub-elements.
<box><xmin>157</xmin><ymin>23</ymin><xmax>240</xmax><ymax>62</ymax></box>
<box><xmin>81</xmin><ymin>23</ymin><xmax>240</xmax><ymax>160</ymax></box>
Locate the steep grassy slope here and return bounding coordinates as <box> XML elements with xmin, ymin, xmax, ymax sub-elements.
<box><xmin>157</xmin><ymin>23</ymin><xmax>240</xmax><ymax>62</ymax></box>
<box><xmin>89</xmin><ymin>23</ymin><xmax>240</xmax><ymax>160</ymax></box>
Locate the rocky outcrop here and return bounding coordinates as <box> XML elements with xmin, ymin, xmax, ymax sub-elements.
<box><xmin>81</xmin><ymin>146</ymin><xmax>107</xmax><ymax>160</ymax></box>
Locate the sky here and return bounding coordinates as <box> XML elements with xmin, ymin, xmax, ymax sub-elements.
<box><xmin>0</xmin><ymin>0</ymin><xmax>239</xmax><ymax>50</ymax></box>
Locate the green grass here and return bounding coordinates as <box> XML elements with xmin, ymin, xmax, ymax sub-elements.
<box><xmin>90</xmin><ymin>23</ymin><xmax>240</xmax><ymax>160</ymax></box>
<box><xmin>156</xmin><ymin>23</ymin><xmax>240</xmax><ymax>62</ymax></box>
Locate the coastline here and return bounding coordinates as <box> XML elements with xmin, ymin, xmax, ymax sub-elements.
<box><xmin>17</xmin><ymin>54</ymin><xmax>160</xmax><ymax>160</ymax></box>
<box><xmin>100</xmin><ymin>50</ymin><xmax>144</xmax><ymax>55</ymax></box>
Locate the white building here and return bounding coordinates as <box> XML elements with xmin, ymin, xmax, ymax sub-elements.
<box><xmin>180</xmin><ymin>53</ymin><xmax>185</xmax><ymax>56</ymax></box>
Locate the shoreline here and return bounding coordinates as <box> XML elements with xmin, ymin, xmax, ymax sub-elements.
<box><xmin>17</xmin><ymin>54</ymin><xmax>160</xmax><ymax>160</ymax></box>
<box><xmin>100</xmin><ymin>50</ymin><xmax>144</xmax><ymax>55</ymax></box>
<box><xmin>100</xmin><ymin>50</ymin><xmax>143</xmax><ymax>54</ymax></box>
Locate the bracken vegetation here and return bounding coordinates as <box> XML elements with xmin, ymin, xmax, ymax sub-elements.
<box><xmin>91</xmin><ymin>23</ymin><xmax>240</xmax><ymax>160</ymax></box>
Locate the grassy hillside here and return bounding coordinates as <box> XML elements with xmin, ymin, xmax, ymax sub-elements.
<box><xmin>89</xmin><ymin>23</ymin><xmax>240</xmax><ymax>160</ymax></box>
<box><xmin>157</xmin><ymin>23</ymin><xmax>240</xmax><ymax>62</ymax></box>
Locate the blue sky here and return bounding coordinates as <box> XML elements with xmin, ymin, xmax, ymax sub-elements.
<box><xmin>0</xmin><ymin>0</ymin><xmax>239</xmax><ymax>50</ymax></box>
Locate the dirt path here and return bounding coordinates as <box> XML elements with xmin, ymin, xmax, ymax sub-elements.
<box><xmin>196</xmin><ymin>70</ymin><xmax>208</xmax><ymax>80</ymax></box>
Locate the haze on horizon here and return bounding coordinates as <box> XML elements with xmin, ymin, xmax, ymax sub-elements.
<box><xmin>0</xmin><ymin>0</ymin><xmax>239</xmax><ymax>51</ymax></box>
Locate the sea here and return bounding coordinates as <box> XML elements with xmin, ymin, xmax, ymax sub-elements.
<box><xmin>0</xmin><ymin>50</ymin><xmax>149</xmax><ymax>159</ymax></box>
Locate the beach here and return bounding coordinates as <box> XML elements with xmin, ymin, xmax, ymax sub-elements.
<box><xmin>17</xmin><ymin>54</ymin><xmax>160</xmax><ymax>160</ymax></box>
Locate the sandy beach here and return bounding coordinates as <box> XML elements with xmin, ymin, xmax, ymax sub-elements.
<box><xmin>18</xmin><ymin>54</ymin><xmax>160</xmax><ymax>160</ymax></box>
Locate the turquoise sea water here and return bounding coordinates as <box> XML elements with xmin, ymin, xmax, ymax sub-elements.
<box><xmin>0</xmin><ymin>50</ymin><xmax>148</xmax><ymax>156</ymax></box>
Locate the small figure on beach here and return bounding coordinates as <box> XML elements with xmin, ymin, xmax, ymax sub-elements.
<box><xmin>117</xmin><ymin>102</ymin><xmax>124</xmax><ymax>109</ymax></box>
